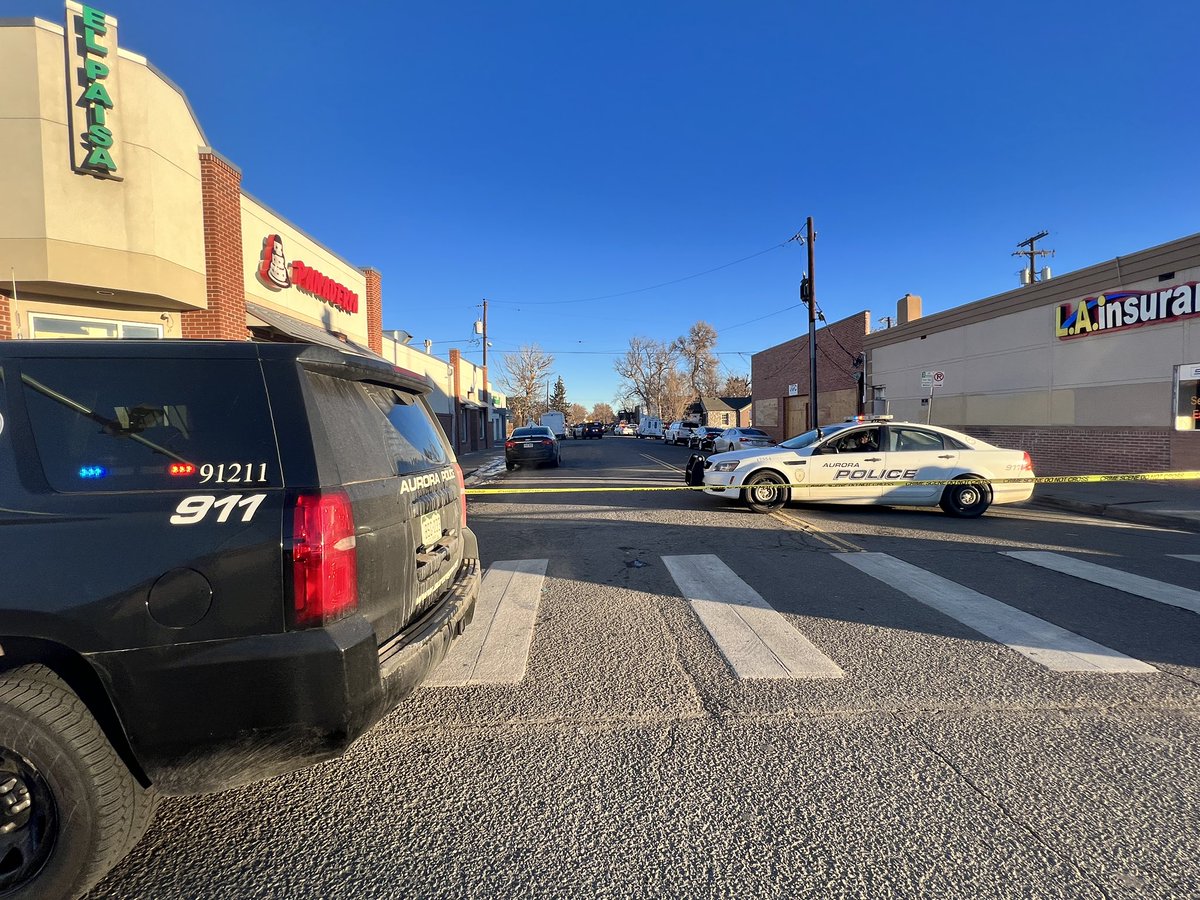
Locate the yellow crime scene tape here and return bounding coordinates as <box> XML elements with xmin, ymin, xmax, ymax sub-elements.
<box><xmin>465</xmin><ymin>470</ymin><xmax>1200</xmax><ymax>496</ymax></box>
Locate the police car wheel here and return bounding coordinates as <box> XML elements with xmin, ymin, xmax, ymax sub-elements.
<box><xmin>0</xmin><ymin>665</ymin><xmax>158</xmax><ymax>900</ymax></box>
<box><xmin>743</xmin><ymin>471</ymin><xmax>789</xmax><ymax>513</ymax></box>
<box><xmin>940</xmin><ymin>477</ymin><xmax>992</xmax><ymax>518</ymax></box>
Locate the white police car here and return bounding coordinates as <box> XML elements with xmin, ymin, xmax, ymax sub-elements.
<box><xmin>689</xmin><ymin>416</ymin><xmax>1035</xmax><ymax>517</ymax></box>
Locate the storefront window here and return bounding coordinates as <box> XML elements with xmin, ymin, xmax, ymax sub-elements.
<box><xmin>30</xmin><ymin>313</ymin><xmax>163</xmax><ymax>340</ymax></box>
<box><xmin>1175</xmin><ymin>363</ymin><xmax>1200</xmax><ymax>431</ymax></box>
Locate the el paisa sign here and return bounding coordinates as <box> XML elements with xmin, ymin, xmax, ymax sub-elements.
<box><xmin>66</xmin><ymin>2</ymin><xmax>121</xmax><ymax>179</ymax></box>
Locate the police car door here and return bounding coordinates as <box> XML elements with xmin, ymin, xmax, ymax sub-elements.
<box><xmin>880</xmin><ymin>426</ymin><xmax>959</xmax><ymax>501</ymax></box>
<box><xmin>809</xmin><ymin>426</ymin><xmax>887</xmax><ymax>502</ymax></box>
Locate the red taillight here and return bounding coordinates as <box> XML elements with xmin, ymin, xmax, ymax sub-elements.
<box><xmin>454</xmin><ymin>462</ymin><xmax>467</xmax><ymax>526</ymax></box>
<box><xmin>542</xmin><ymin>439</ymin><xmax>553</xmax><ymax>446</ymax></box>
<box><xmin>292</xmin><ymin>491</ymin><xmax>358</xmax><ymax>628</ymax></box>
<box><xmin>1021</xmin><ymin>452</ymin><xmax>1034</xmax><ymax>471</ymax></box>
<box><xmin>505</xmin><ymin>440</ymin><xmax>516</xmax><ymax>449</ymax></box>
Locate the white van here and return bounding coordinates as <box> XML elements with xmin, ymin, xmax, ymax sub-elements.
<box><xmin>540</xmin><ymin>411</ymin><xmax>567</xmax><ymax>440</ymax></box>
<box><xmin>636</xmin><ymin>416</ymin><xmax>664</xmax><ymax>439</ymax></box>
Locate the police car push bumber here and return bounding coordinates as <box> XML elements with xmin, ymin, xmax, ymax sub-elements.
<box><xmin>685</xmin><ymin>416</ymin><xmax>1035</xmax><ymax>517</ymax></box>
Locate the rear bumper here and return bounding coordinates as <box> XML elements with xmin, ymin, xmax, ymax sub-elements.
<box><xmin>89</xmin><ymin>556</ymin><xmax>481</xmax><ymax>795</ymax></box>
<box><xmin>507</xmin><ymin>448</ymin><xmax>556</xmax><ymax>461</ymax></box>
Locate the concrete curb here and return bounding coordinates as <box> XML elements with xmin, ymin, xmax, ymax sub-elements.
<box><xmin>1032</xmin><ymin>496</ymin><xmax>1200</xmax><ymax>533</ymax></box>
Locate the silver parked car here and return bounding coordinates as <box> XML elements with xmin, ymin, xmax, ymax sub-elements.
<box><xmin>711</xmin><ymin>427</ymin><xmax>775</xmax><ymax>453</ymax></box>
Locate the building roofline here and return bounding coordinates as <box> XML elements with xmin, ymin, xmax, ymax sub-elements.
<box><xmin>865</xmin><ymin>231</ymin><xmax>1200</xmax><ymax>348</ymax></box>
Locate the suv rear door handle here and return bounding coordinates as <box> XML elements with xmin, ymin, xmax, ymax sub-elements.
<box><xmin>864</xmin><ymin>457</ymin><xmax>882</xmax><ymax>462</ymax></box>
<box><xmin>937</xmin><ymin>454</ymin><xmax>955</xmax><ymax>459</ymax></box>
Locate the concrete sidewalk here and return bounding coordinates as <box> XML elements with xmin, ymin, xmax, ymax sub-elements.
<box><xmin>456</xmin><ymin>447</ymin><xmax>1200</xmax><ymax>532</ymax></box>
<box><xmin>1033</xmin><ymin>479</ymin><xmax>1200</xmax><ymax>532</ymax></box>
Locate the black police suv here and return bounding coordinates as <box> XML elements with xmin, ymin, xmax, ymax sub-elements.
<box><xmin>0</xmin><ymin>340</ymin><xmax>481</xmax><ymax>899</ymax></box>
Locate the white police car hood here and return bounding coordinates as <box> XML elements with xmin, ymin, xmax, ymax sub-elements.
<box><xmin>707</xmin><ymin>445</ymin><xmax>808</xmax><ymax>467</ymax></box>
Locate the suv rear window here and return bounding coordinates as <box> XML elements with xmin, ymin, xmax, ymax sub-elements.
<box><xmin>19</xmin><ymin>358</ymin><xmax>280</xmax><ymax>493</ymax></box>
<box><xmin>303</xmin><ymin>372</ymin><xmax>450</xmax><ymax>482</ymax></box>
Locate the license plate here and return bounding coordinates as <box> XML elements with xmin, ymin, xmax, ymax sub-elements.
<box><xmin>523</xmin><ymin>441</ymin><xmax>535</xmax><ymax>448</ymax></box>
<box><xmin>420</xmin><ymin>511</ymin><xmax>442</xmax><ymax>547</ymax></box>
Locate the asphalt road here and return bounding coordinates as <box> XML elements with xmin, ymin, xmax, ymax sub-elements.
<box><xmin>91</xmin><ymin>435</ymin><xmax>1200</xmax><ymax>899</ymax></box>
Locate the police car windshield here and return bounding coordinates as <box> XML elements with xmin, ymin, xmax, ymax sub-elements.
<box><xmin>779</xmin><ymin>423</ymin><xmax>851</xmax><ymax>449</ymax></box>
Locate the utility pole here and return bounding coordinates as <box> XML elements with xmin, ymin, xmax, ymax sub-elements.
<box><xmin>805</xmin><ymin>216</ymin><xmax>817</xmax><ymax>431</ymax></box>
<box><xmin>1012</xmin><ymin>231</ymin><xmax>1055</xmax><ymax>285</ymax></box>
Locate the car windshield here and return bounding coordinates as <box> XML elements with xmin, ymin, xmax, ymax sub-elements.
<box><xmin>512</xmin><ymin>428</ymin><xmax>549</xmax><ymax>438</ymax></box>
<box><xmin>742</xmin><ymin>429</ymin><xmax>768</xmax><ymax>437</ymax></box>
<box><xmin>778</xmin><ymin>423</ymin><xmax>850</xmax><ymax>450</ymax></box>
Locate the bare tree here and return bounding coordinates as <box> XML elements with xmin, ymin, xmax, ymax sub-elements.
<box><xmin>719</xmin><ymin>373</ymin><xmax>751</xmax><ymax>396</ymax></box>
<box><xmin>568</xmin><ymin>402</ymin><xmax>588</xmax><ymax>424</ymax></box>
<box><xmin>613</xmin><ymin>337</ymin><xmax>679</xmax><ymax>417</ymax></box>
<box><xmin>672</xmin><ymin>321</ymin><xmax>720</xmax><ymax>402</ymax></box>
<box><xmin>498</xmin><ymin>344</ymin><xmax>554</xmax><ymax>427</ymax></box>
<box><xmin>590</xmin><ymin>402</ymin><xmax>615</xmax><ymax>423</ymax></box>
<box><xmin>660</xmin><ymin>367</ymin><xmax>693</xmax><ymax>422</ymax></box>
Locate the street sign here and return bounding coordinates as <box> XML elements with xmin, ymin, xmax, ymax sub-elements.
<box><xmin>922</xmin><ymin>370</ymin><xmax>945</xmax><ymax>389</ymax></box>
<box><xmin>788</xmin><ymin>383</ymin><xmax>799</xmax><ymax>397</ymax></box>
<box><xmin>932</xmin><ymin>370</ymin><xmax>945</xmax><ymax>388</ymax></box>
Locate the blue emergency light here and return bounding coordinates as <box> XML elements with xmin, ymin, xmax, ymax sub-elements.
<box><xmin>79</xmin><ymin>465</ymin><xmax>108</xmax><ymax>479</ymax></box>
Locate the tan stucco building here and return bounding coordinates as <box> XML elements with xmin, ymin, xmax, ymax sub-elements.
<box><xmin>0</xmin><ymin>6</ymin><xmax>381</xmax><ymax>353</ymax></box>
<box><xmin>864</xmin><ymin>234</ymin><xmax>1200</xmax><ymax>474</ymax></box>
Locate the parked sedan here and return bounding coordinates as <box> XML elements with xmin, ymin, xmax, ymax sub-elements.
<box><xmin>711</xmin><ymin>427</ymin><xmax>776</xmax><ymax>453</ymax></box>
<box><xmin>506</xmin><ymin>426</ymin><xmax>560</xmax><ymax>469</ymax></box>
<box><xmin>693</xmin><ymin>416</ymin><xmax>1035</xmax><ymax>517</ymax></box>
<box><xmin>687</xmin><ymin>427</ymin><xmax>726</xmax><ymax>451</ymax></box>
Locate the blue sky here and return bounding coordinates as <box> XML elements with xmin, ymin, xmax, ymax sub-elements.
<box><xmin>27</xmin><ymin>0</ymin><xmax>1200</xmax><ymax>409</ymax></box>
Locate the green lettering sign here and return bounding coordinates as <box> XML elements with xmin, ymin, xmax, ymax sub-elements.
<box><xmin>87</xmin><ymin>123</ymin><xmax>113</xmax><ymax>148</ymax></box>
<box><xmin>84</xmin><ymin>58</ymin><xmax>109</xmax><ymax>80</ymax></box>
<box><xmin>83</xmin><ymin>28</ymin><xmax>108</xmax><ymax>55</ymax></box>
<box><xmin>81</xmin><ymin>5</ymin><xmax>107</xmax><ymax>32</ymax></box>
<box><xmin>82</xmin><ymin>81</ymin><xmax>113</xmax><ymax>108</ymax></box>
<box><xmin>84</xmin><ymin>146</ymin><xmax>117</xmax><ymax>172</ymax></box>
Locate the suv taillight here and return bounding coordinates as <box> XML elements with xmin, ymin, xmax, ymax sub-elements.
<box><xmin>292</xmin><ymin>491</ymin><xmax>358</xmax><ymax>628</ymax></box>
<box><xmin>1021</xmin><ymin>452</ymin><xmax>1034</xmax><ymax>471</ymax></box>
<box><xmin>454</xmin><ymin>462</ymin><xmax>467</xmax><ymax>526</ymax></box>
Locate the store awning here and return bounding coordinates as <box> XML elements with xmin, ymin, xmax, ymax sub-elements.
<box><xmin>246</xmin><ymin>301</ymin><xmax>387</xmax><ymax>361</ymax></box>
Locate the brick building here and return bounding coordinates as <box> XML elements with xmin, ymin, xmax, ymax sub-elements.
<box><xmin>751</xmin><ymin>311</ymin><xmax>870</xmax><ymax>444</ymax></box>
<box><xmin>864</xmin><ymin>234</ymin><xmax>1200</xmax><ymax>475</ymax></box>
<box><xmin>1</xmin><ymin>9</ymin><xmax>381</xmax><ymax>355</ymax></box>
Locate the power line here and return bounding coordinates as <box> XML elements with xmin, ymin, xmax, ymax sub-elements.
<box><xmin>716</xmin><ymin>303</ymin><xmax>805</xmax><ymax>334</ymax></box>
<box><xmin>483</xmin><ymin>237</ymin><xmax>795</xmax><ymax>307</ymax></box>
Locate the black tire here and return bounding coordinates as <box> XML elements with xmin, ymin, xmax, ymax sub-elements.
<box><xmin>0</xmin><ymin>665</ymin><xmax>158</xmax><ymax>900</ymax></box>
<box><xmin>743</xmin><ymin>470</ymin><xmax>790</xmax><ymax>513</ymax></box>
<box><xmin>551</xmin><ymin>454</ymin><xmax>560</xmax><ymax>468</ymax></box>
<box><xmin>939</xmin><ymin>476</ymin><xmax>992</xmax><ymax>518</ymax></box>
<box><xmin>505</xmin><ymin>461</ymin><xmax>515</xmax><ymax>471</ymax></box>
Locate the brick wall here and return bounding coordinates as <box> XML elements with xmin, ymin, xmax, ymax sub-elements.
<box><xmin>966</xmin><ymin>426</ymin><xmax>1174</xmax><ymax>476</ymax></box>
<box><xmin>751</xmin><ymin>311</ymin><xmax>870</xmax><ymax>443</ymax></box>
<box><xmin>363</xmin><ymin>267</ymin><xmax>382</xmax><ymax>354</ymax></box>
<box><xmin>0</xmin><ymin>295</ymin><xmax>11</xmax><ymax>341</ymax></box>
<box><xmin>182</xmin><ymin>150</ymin><xmax>249</xmax><ymax>340</ymax></box>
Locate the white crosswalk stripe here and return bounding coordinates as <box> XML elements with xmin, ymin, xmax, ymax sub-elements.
<box><xmin>663</xmin><ymin>554</ymin><xmax>844</xmax><ymax>680</ymax></box>
<box><xmin>835</xmin><ymin>552</ymin><xmax>1156</xmax><ymax>674</ymax></box>
<box><xmin>426</xmin><ymin>559</ymin><xmax>548</xmax><ymax>686</ymax></box>
<box><xmin>1004</xmin><ymin>551</ymin><xmax>1200</xmax><ymax>616</ymax></box>
<box><xmin>1171</xmin><ymin>554</ymin><xmax>1200</xmax><ymax>564</ymax></box>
